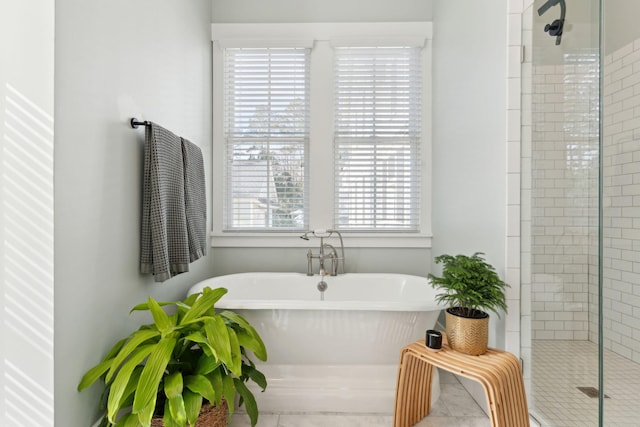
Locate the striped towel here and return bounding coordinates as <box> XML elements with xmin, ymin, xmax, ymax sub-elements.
<box><xmin>140</xmin><ymin>123</ymin><xmax>190</xmax><ymax>282</ymax></box>
<box><xmin>181</xmin><ymin>138</ymin><xmax>207</xmax><ymax>262</ymax></box>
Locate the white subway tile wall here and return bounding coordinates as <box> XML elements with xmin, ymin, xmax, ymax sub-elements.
<box><xmin>530</xmin><ymin>53</ymin><xmax>599</xmax><ymax>342</ymax></box>
<box><xmin>602</xmin><ymin>38</ymin><xmax>640</xmax><ymax>364</ymax></box>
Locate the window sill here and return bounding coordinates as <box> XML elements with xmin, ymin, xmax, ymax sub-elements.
<box><xmin>209</xmin><ymin>232</ymin><xmax>432</xmax><ymax>249</ymax></box>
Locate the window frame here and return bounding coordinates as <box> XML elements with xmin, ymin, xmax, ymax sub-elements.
<box><xmin>211</xmin><ymin>22</ymin><xmax>433</xmax><ymax>248</ymax></box>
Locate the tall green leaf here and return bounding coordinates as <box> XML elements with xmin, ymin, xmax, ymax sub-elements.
<box><xmin>204</xmin><ymin>316</ymin><xmax>233</xmax><ymax>373</ymax></box>
<box><xmin>175</xmin><ymin>294</ymin><xmax>200</xmax><ymax>322</ymax></box>
<box><xmin>183</xmin><ymin>331</ymin><xmax>215</xmax><ymax>357</ymax></box>
<box><xmin>77</xmin><ymin>358</ymin><xmax>113</xmax><ymax>391</ymax></box>
<box><xmin>236</xmin><ymin>332</ymin><xmax>266</xmax><ymax>363</ymax></box>
<box><xmin>221</xmin><ymin>375</ymin><xmax>236</xmax><ymax>417</ymax></box>
<box><xmin>105</xmin><ymin>329</ymin><xmax>160</xmax><ymax>382</ymax></box>
<box><xmin>183</xmin><ymin>389</ymin><xmax>203</xmax><ymax>427</ymax></box>
<box><xmin>184</xmin><ymin>374</ymin><xmax>217</xmax><ymax>405</ymax></box>
<box><xmin>234</xmin><ymin>378</ymin><xmax>259</xmax><ymax>427</ymax></box>
<box><xmin>132</xmin><ymin>337</ymin><xmax>177</xmax><ymax>415</ymax></box>
<box><xmin>195</xmin><ymin>353</ymin><xmax>220</xmax><ymax>376</ymax></box>
<box><xmin>130</xmin><ymin>300</ymin><xmax>174</xmax><ymax>313</ymax></box>
<box><xmin>107</xmin><ymin>345</ymin><xmax>155</xmax><ymax>423</ymax></box>
<box><xmin>148</xmin><ymin>296</ymin><xmax>175</xmax><ymax>333</ymax></box>
<box><xmin>163</xmin><ymin>399</ymin><xmax>182</xmax><ymax>427</ymax></box>
<box><xmin>180</xmin><ymin>287</ymin><xmax>227</xmax><ymax>325</ymax></box>
<box><xmin>164</xmin><ymin>372</ymin><xmax>187</xmax><ymax>426</ymax></box>
<box><xmin>137</xmin><ymin>400</ymin><xmax>156</xmax><ymax>427</ymax></box>
<box><xmin>119</xmin><ymin>366</ymin><xmax>143</xmax><ymax>409</ymax></box>
<box><xmin>207</xmin><ymin>369</ymin><xmax>223</xmax><ymax>407</ymax></box>
<box><xmin>220</xmin><ymin>310</ymin><xmax>267</xmax><ymax>361</ymax></box>
<box><xmin>114</xmin><ymin>412</ymin><xmax>140</xmax><ymax>427</ymax></box>
<box><xmin>102</xmin><ymin>338</ymin><xmax>128</xmax><ymax>362</ymax></box>
<box><xmin>227</xmin><ymin>328</ymin><xmax>242</xmax><ymax>376</ymax></box>
<box><xmin>242</xmin><ymin>364</ymin><xmax>267</xmax><ymax>391</ymax></box>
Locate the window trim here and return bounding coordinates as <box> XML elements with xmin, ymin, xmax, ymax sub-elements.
<box><xmin>211</xmin><ymin>22</ymin><xmax>433</xmax><ymax>248</ymax></box>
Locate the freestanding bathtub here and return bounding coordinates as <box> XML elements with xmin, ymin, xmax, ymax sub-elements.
<box><xmin>188</xmin><ymin>272</ymin><xmax>444</xmax><ymax>413</ymax></box>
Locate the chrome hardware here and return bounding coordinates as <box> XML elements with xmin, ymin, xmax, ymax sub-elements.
<box><xmin>300</xmin><ymin>229</ymin><xmax>346</xmax><ymax>276</ymax></box>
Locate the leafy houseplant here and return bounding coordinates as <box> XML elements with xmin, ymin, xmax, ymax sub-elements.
<box><xmin>428</xmin><ymin>253</ymin><xmax>509</xmax><ymax>355</ymax></box>
<box><xmin>78</xmin><ymin>287</ymin><xmax>267</xmax><ymax>427</ymax></box>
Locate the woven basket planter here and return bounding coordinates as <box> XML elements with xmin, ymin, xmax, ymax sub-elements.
<box><xmin>445</xmin><ymin>308</ymin><xmax>489</xmax><ymax>356</ymax></box>
<box><xmin>150</xmin><ymin>401</ymin><xmax>228</xmax><ymax>427</ymax></box>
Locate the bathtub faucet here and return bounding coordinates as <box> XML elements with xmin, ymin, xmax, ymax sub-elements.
<box><xmin>300</xmin><ymin>229</ymin><xmax>346</xmax><ymax>276</ymax></box>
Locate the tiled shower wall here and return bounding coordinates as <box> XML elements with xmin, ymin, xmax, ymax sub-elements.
<box><xmin>530</xmin><ymin>53</ymin><xmax>599</xmax><ymax>341</ymax></box>
<box><xmin>529</xmin><ymin>36</ymin><xmax>640</xmax><ymax>364</ymax></box>
<box><xmin>601</xmin><ymin>39</ymin><xmax>640</xmax><ymax>363</ymax></box>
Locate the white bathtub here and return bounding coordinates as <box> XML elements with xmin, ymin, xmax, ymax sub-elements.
<box><xmin>188</xmin><ymin>272</ymin><xmax>444</xmax><ymax>413</ymax></box>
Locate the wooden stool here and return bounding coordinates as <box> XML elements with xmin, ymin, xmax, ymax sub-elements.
<box><xmin>393</xmin><ymin>339</ymin><xmax>529</xmax><ymax>427</ymax></box>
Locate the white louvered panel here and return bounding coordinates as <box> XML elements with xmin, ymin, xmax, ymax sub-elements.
<box><xmin>224</xmin><ymin>47</ymin><xmax>310</xmax><ymax>230</ymax></box>
<box><xmin>334</xmin><ymin>46</ymin><xmax>422</xmax><ymax>231</ymax></box>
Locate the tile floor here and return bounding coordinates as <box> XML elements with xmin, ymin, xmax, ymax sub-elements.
<box><xmin>531</xmin><ymin>340</ymin><xmax>640</xmax><ymax>427</ymax></box>
<box><xmin>229</xmin><ymin>370</ymin><xmax>490</xmax><ymax>427</ymax></box>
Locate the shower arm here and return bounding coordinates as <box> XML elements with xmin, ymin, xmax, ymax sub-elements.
<box><xmin>538</xmin><ymin>0</ymin><xmax>566</xmax><ymax>46</ymax></box>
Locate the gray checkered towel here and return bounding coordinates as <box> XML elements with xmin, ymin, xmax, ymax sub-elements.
<box><xmin>181</xmin><ymin>138</ymin><xmax>207</xmax><ymax>262</ymax></box>
<box><xmin>140</xmin><ymin>123</ymin><xmax>190</xmax><ymax>282</ymax></box>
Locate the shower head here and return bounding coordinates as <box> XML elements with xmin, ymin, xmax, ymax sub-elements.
<box><xmin>537</xmin><ymin>0</ymin><xmax>561</xmax><ymax>16</ymax></box>
<box><xmin>537</xmin><ymin>0</ymin><xmax>566</xmax><ymax>45</ymax></box>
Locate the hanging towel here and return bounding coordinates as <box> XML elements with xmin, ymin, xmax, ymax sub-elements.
<box><xmin>181</xmin><ymin>137</ymin><xmax>207</xmax><ymax>262</ymax></box>
<box><xmin>140</xmin><ymin>122</ymin><xmax>190</xmax><ymax>282</ymax></box>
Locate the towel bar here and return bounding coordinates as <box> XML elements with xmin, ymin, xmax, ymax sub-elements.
<box><xmin>130</xmin><ymin>118</ymin><xmax>151</xmax><ymax>129</ymax></box>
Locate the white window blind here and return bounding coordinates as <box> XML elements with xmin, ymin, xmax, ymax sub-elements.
<box><xmin>334</xmin><ymin>46</ymin><xmax>422</xmax><ymax>231</ymax></box>
<box><xmin>224</xmin><ymin>47</ymin><xmax>310</xmax><ymax>230</ymax></box>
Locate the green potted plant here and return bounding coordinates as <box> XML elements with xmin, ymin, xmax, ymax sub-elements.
<box><xmin>428</xmin><ymin>253</ymin><xmax>509</xmax><ymax>355</ymax></box>
<box><xmin>78</xmin><ymin>286</ymin><xmax>267</xmax><ymax>427</ymax></box>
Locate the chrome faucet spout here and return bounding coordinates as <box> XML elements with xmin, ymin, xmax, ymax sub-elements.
<box><xmin>322</xmin><ymin>243</ymin><xmax>339</xmax><ymax>276</ymax></box>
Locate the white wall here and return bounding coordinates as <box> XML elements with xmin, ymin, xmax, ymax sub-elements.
<box><xmin>212</xmin><ymin>0</ymin><xmax>432</xmax><ymax>23</ymax></box>
<box><xmin>1</xmin><ymin>1</ymin><xmax>54</xmax><ymax>425</ymax></box>
<box><xmin>54</xmin><ymin>1</ymin><xmax>214</xmax><ymax>425</ymax></box>
<box><xmin>431</xmin><ymin>0</ymin><xmax>508</xmax><ymax>348</ymax></box>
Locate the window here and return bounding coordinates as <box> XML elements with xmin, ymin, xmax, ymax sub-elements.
<box><xmin>334</xmin><ymin>46</ymin><xmax>422</xmax><ymax>231</ymax></box>
<box><xmin>224</xmin><ymin>47</ymin><xmax>310</xmax><ymax>230</ymax></box>
<box><xmin>211</xmin><ymin>23</ymin><xmax>432</xmax><ymax>247</ymax></box>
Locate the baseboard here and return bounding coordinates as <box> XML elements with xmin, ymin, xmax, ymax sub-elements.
<box><xmin>248</xmin><ymin>364</ymin><xmax>440</xmax><ymax>414</ymax></box>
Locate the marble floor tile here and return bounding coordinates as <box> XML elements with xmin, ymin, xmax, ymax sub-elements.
<box><xmin>437</xmin><ymin>383</ymin><xmax>487</xmax><ymax>418</ymax></box>
<box><xmin>277</xmin><ymin>414</ymin><xmax>393</xmax><ymax>427</ymax></box>
<box><xmin>413</xmin><ymin>416</ymin><xmax>492</xmax><ymax>427</ymax></box>
<box><xmin>229</xmin><ymin>413</ymin><xmax>279</xmax><ymax>427</ymax></box>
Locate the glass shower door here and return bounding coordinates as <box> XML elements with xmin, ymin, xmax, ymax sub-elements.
<box><xmin>522</xmin><ymin>0</ymin><xmax>601</xmax><ymax>425</ymax></box>
<box><xmin>600</xmin><ymin>0</ymin><xmax>640</xmax><ymax>424</ymax></box>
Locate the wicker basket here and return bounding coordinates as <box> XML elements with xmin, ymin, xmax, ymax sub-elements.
<box><xmin>150</xmin><ymin>400</ymin><xmax>228</xmax><ymax>427</ymax></box>
<box><xmin>445</xmin><ymin>308</ymin><xmax>489</xmax><ymax>356</ymax></box>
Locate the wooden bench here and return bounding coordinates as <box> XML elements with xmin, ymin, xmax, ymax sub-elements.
<box><xmin>393</xmin><ymin>339</ymin><xmax>529</xmax><ymax>427</ymax></box>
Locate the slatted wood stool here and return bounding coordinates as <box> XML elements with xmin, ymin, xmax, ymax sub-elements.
<box><xmin>393</xmin><ymin>339</ymin><xmax>529</xmax><ymax>427</ymax></box>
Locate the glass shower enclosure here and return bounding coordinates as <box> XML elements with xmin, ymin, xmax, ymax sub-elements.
<box><xmin>522</xmin><ymin>0</ymin><xmax>640</xmax><ymax>425</ymax></box>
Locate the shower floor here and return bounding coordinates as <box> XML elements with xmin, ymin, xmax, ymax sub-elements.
<box><xmin>531</xmin><ymin>340</ymin><xmax>640</xmax><ymax>426</ymax></box>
